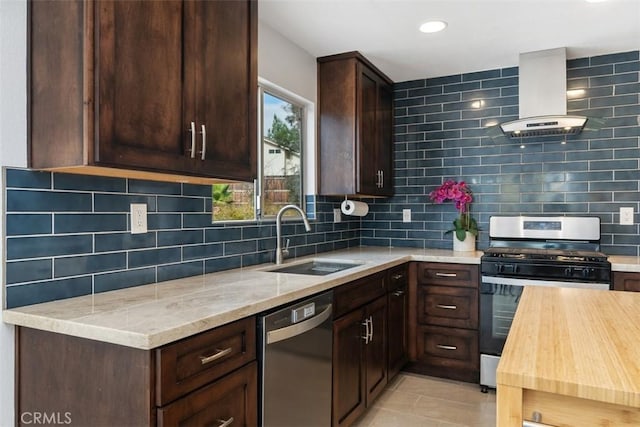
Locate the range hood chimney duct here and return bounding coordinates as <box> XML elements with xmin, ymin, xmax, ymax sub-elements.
<box><xmin>500</xmin><ymin>48</ymin><xmax>587</xmax><ymax>138</ymax></box>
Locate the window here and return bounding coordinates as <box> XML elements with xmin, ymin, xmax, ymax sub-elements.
<box><xmin>212</xmin><ymin>85</ymin><xmax>304</xmax><ymax>222</ymax></box>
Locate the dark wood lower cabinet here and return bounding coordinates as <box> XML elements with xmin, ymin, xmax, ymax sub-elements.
<box><xmin>387</xmin><ymin>265</ymin><xmax>409</xmax><ymax>379</ymax></box>
<box><xmin>407</xmin><ymin>262</ymin><xmax>480</xmax><ymax>383</ymax></box>
<box><xmin>612</xmin><ymin>271</ymin><xmax>640</xmax><ymax>292</ymax></box>
<box><xmin>157</xmin><ymin>362</ymin><xmax>257</xmax><ymax>426</ymax></box>
<box><xmin>332</xmin><ymin>272</ymin><xmax>389</xmax><ymax>427</ymax></box>
<box><xmin>16</xmin><ymin>317</ymin><xmax>257</xmax><ymax>426</ymax></box>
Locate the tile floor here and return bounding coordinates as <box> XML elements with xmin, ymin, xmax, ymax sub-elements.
<box><xmin>353</xmin><ymin>373</ymin><xmax>496</xmax><ymax>427</ymax></box>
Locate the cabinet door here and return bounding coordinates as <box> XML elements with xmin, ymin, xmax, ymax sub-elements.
<box><xmin>157</xmin><ymin>361</ymin><xmax>257</xmax><ymax>426</ymax></box>
<box><xmin>612</xmin><ymin>272</ymin><xmax>640</xmax><ymax>292</ymax></box>
<box><xmin>188</xmin><ymin>0</ymin><xmax>257</xmax><ymax>182</ymax></box>
<box><xmin>357</xmin><ymin>65</ymin><xmax>379</xmax><ymax>195</ymax></box>
<box><xmin>388</xmin><ymin>283</ymin><xmax>408</xmax><ymax>379</ymax></box>
<box><xmin>377</xmin><ymin>80</ymin><xmax>394</xmax><ymax>195</ymax></box>
<box><xmin>332</xmin><ymin>308</ymin><xmax>366</xmax><ymax>427</ymax></box>
<box><xmin>96</xmin><ymin>1</ymin><xmax>194</xmax><ymax>173</ymax></box>
<box><xmin>365</xmin><ymin>295</ymin><xmax>388</xmax><ymax>405</ymax></box>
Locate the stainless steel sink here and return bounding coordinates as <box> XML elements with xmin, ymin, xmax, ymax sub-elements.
<box><xmin>267</xmin><ymin>260</ymin><xmax>363</xmax><ymax>276</ymax></box>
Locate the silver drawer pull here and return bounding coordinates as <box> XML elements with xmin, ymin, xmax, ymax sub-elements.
<box><xmin>216</xmin><ymin>417</ymin><xmax>234</xmax><ymax>427</ymax></box>
<box><xmin>200</xmin><ymin>347</ymin><xmax>233</xmax><ymax>365</ymax></box>
<box><xmin>436</xmin><ymin>304</ymin><xmax>457</xmax><ymax>310</ymax></box>
<box><xmin>435</xmin><ymin>272</ymin><xmax>457</xmax><ymax>277</ymax></box>
<box><xmin>392</xmin><ymin>274</ymin><xmax>404</xmax><ymax>280</ymax></box>
<box><xmin>436</xmin><ymin>344</ymin><xmax>457</xmax><ymax>351</ymax></box>
<box><xmin>523</xmin><ymin>422</ymin><xmax>554</xmax><ymax>427</ymax></box>
<box><xmin>393</xmin><ymin>290</ymin><xmax>405</xmax><ymax>297</ymax></box>
<box><xmin>188</xmin><ymin>121</ymin><xmax>196</xmax><ymax>158</ymax></box>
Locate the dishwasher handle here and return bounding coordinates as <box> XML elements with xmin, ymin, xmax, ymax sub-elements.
<box><xmin>266</xmin><ymin>304</ymin><xmax>332</xmax><ymax>344</ymax></box>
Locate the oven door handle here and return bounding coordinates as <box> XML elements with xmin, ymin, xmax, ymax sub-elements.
<box><xmin>481</xmin><ymin>275</ymin><xmax>610</xmax><ymax>290</ymax></box>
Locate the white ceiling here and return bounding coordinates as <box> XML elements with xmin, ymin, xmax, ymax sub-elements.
<box><xmin>259</xmin><ymin>0</ymin><xmax>640</xmax><ymax>82</ymax></box>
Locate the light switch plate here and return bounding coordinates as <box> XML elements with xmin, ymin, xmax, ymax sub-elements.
<box><xmin>333</xmin><ymin>208</ymin><xmax>341</xmax><ymax>223</ymax></box>
<box><xmin>620</xmin><ymin>207</ymin><xmax>634</xmax><ymax>225</ymax></box>
<box><xmin>131</xmin><ymin>203</ymin><xmax>148</xmax><ymax>234</ymax></box>
<box><xmin>402</xmin><ymin>209</ymin><xmax>411</xmax><ymax>223</ymax></box>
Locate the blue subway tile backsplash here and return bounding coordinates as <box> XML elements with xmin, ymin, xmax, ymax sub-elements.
<box><xmin>4</xmin><ymin>170</ymin><xmax>359</xmax><ymax>308</ymax></box>
<box><xmin>368</xmin><ymin>49</ymin><xmax>640</xmax><ymax>255</ymax></box>
<box><xmin>3</xmin><ymin>50</ymin><xmax>639</xmax><ymax>309</ymax></box>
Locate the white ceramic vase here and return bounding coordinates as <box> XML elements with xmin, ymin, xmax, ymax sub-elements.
<box><xmin>453</xmin><ymin>231</ymin><xmax>476</xmax><ymax>252</ymax></box>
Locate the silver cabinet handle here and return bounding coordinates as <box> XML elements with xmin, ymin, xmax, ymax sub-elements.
<box><xmin>199</xmin><ymin>124</ymin><xmax>207</xmax><ymax>160</ymax></box>
<box><xmin>380</xmin><ymin>170</ymin><xmax>384</xmax><ymax>188</ymax></box>
<box><xmin>216</xmin><ymin>417</ymin><xmax>234</xmax><ymax>427</ymax></box>
<box><xmin>188</xmin><ymin>121</ymin><xmax>196</xmax><ymax>158</ymax></box>
<box><xmin>199</xmin><ymin>347</ymin><xmax>232</xmax><ymax>365</ymax></box>
<box><xmin>368</xmin><ymin>316</ymin><xmax>373</xmax><ymax>342</ymax></box>
<box><xmin>392</xmin><ymin>290</ymin><xmax>405</xmax><ymax>297</ymax></box>
<box><xmin>436</xmin><ymin>344</ymin><xmax>457</xmax><ymax>351</ymax></box>
<box><xmin>361</xmin><ymin>318</ymin><xmax>370</xmax><ymax>343</ymax></box>
<box><xmin>436</xmin><ymin>304</ymin><xmax>457</xmax><ymax>310</ymax></box>
<box><xmin>435</xmin><ymin>272</ymin><xmax>457</xmax><ymax>277</ymax></box>
<box><xmin>392</xmin><ymin>274</ymin><xmax>404</xmax><ymax>281</ymax></box>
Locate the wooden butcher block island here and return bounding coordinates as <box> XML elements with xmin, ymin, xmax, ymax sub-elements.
<box><xmin>496</xmin><ymin>286</ymin><xmax>640</xmax><ymax>426</ymax></box>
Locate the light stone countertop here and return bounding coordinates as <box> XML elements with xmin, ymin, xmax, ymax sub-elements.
<box><xmin>608</xmin><ymin>255</ymin><xmax>640</xmax><ymax>272</ymax></box>
<box><xmin>2</xmin><ymin>247</ymin><xmax>481</xmax><ymax>350</ymax></box>
<box><xmin>4</xmin><ymin>247</ymin><xmax>639</xmax><ymax>350</ymax></box>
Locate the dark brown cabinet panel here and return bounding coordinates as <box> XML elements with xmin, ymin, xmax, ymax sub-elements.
<box><xmin>416</xmin><ymin>325</ymin><xmax>479</xmax><ymax>374</ymax></box>
<box><xmin>387</xmin><ymin>265</ymin><xmax>409</xmax><ymax>379</ymax></box>
<box><xmin>418</xmin><ymin>285</ymin><xmax>478</xmax><ymax>329</ymax></box>
<box><xmin>29</xmin><ymin>0</ymin><xmax>257</xmax><ymax>183</ymax></box>
<box><xmin>157</xmin><ymin>361</ymin><xmax>257</xmax><ymax>427</ymax></box>
<box><xmin>408</xmin><ymin>262</ymin><xmax>480</xmax><ymax>383</ymax></box>
<box><xmin>333</xmin><ymin>307</ymin><xmax>367</xmax><ymax>427</ymax></box>
<box><xmin>333</xmin><ymin>273</ymin><xmax>389</xmax><ymax>427</ymax></box>
<box><xmin>318</xmin><ymin>51</ymin><xmax>394</xmax><ymax>197</ymax></box>
<box><xmin>612</xmin><ymin>271</ymin><xmax>640</xmax><ymax>292</ymax></box>
<box><xmin>16</xmin><ymin>317</ymin><xmax>258</xmax><ymax>426</ymax></box>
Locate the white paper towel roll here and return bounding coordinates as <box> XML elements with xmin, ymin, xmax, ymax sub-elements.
<box><xmin>341</xmin><ymin>200</ymin><xmax>369</xmax><ymax>217</ymax></box>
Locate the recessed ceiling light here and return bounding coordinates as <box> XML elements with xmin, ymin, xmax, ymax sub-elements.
<box><xmin>419</xmin><ymin>21</ymin><xmax>447</xmax><ymax>33</ymax></box>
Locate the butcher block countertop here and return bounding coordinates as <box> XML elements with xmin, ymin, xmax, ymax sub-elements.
<box><xmin>496</xmin><ymin>286</ymin><xmax>640</xmax><ymax>426</ymax></box>
<box><xmin>3</xmin><ymin>246</ymin><xmax>481</xmax><ymax>350</ymax></box>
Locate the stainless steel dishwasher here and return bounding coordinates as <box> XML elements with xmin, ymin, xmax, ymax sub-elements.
<box><xmin>259</xmin><ymin>291</ymin><xmax>333</xmax><ymax>427</ymax></box>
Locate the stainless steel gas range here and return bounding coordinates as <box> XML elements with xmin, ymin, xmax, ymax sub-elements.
<box><xmin>479</xmin><ymin>216</ymin><xmax>611</xmax><ymax>392</ymax></box>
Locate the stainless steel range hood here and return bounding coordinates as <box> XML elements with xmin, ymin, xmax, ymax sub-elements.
<box><xmin>500</xmin><ymin>48</ymin><xmax>588</xmax><ymax>138</ymax></box>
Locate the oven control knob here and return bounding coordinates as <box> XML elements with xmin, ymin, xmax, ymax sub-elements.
<box><xmin>564</xmin><ymin>267</ymin><xmax>573</xmax><ymax>277</ymax></box>
<box><xmin>582</xmin><ymin>268</ymin><xmax>593</xmax><ymax>278</ymax></box>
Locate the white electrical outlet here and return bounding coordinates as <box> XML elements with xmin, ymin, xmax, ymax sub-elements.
<box><xmin>333</xmin><ymin>208</ymin><xmax>341</xmax><ymax>223</ymax></box>
<box><xmin>620</xmin><ymin>207</ymin><xmax>634</xmax><ymax>225</ymax></box>
<box><xmin>130</xmin><ymin>203</ymin><xmax>148</xmax><ymax>234</ymax></box>
<box><xmin>402</xmin><ymin>209</ymin><xmax>411</xmax><ymax>223</ymax></box>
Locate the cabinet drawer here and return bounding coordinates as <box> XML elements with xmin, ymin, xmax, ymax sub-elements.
<box><xmin>157</xmin><ymin>361</ymin><xmax>257</xmax><ymax>426</ymax></box>
<box><xmin>416</xmin><ymin>263</ymin><xmax>478</xmax><ymax>288</ymax></box>
<box><xmin>155</xmin><ymin>316</ymin><xmax>256</xmax><ymax>406</ymax></box>
<box><xmin>334</xmin><ymin>272</ymin><xmax>386</xmax><ymax>318</ymax></box>
<box><xmin>418</xmin><ymin>285</ymin><xmax>478</xmax><ymax>329</ymax></box>
<box><xmin>416</xmin><ymin>325</ymin><xmax>478</xmax><ymax>371</ymax></box>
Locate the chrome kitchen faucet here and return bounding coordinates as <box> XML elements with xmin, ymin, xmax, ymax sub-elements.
<box><xmin>275</xmin><ymin>205</ymin><xmax>311</xmax><ymax>264</ymax></box>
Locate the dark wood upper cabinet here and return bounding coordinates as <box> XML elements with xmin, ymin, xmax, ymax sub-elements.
<box><xmin>318</xmin><ymin>51</ymin><xmax>394</xmax><ymax>197</ymax></box>
<box><xmin>29</xmin><ymin>0</ymin><xmax>257</xmax><ymax>184</ymax></box>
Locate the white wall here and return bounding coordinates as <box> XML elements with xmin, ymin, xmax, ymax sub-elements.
<box><xmin>0</xmin><ymin>0</ymin><xmax>27</xmax><ymax>425</ymax></box>
<box><xmin>0</xmin><ymin>10</ymin><xmax>316</xmax><ymax>426</ymax></box>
